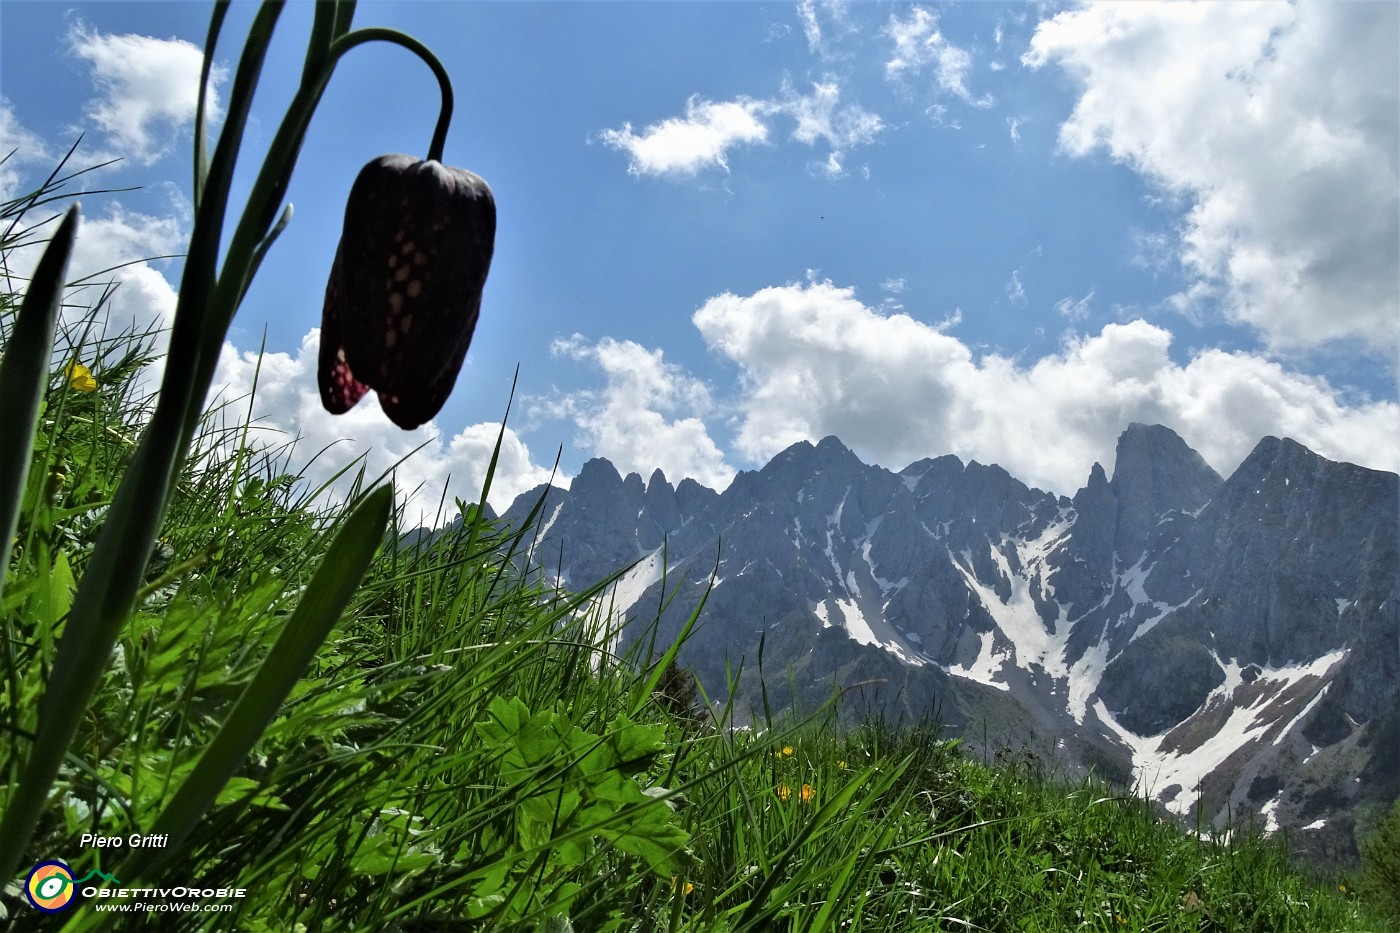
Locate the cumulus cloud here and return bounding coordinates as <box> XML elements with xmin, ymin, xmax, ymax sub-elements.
<box><xmin>67</xmin><ymin>22</ymin><xmax>226</xmax><ymax>166</ymax></box>
<box><xmin>1</xmin><ymin>188</ymin><xmax>186</xmax><ymax>399</ymax></box>
<box><xmin>600</xmin><ymin>77</ymin><xmax>881</xmax><ymax>179</ymax></box>
<box><xmin>1024</xmin><ymin>2</ymin><xmax>1399</xmax><ymax>352</ymax></box>
<box><xmin>884</xmin><ymin>7</ymin><xmax>993</xmax><ymax>107</ymax></box>
<box><xmin>692</xmin><ymin>279</ymin><xmax>1399</xmax><ymax>495</ymax></box>
<box><xmin>210</xmin><ymin>332</ymin><xmax>555</xmax><ymax>524</ymax></box>
<box><xmin>598</xmin><ymin>96</ymin><xmax>769</xmax><ymax>177</ymax></box>
<box><xmin>66</xmin><ymin>204</ymin><xmax>184</xmax><ymax>331</ymax></box>
<box><xmin>539</xmin><ymin>335</ymin><xmax>734</xmax><ymax>490</ymax></box>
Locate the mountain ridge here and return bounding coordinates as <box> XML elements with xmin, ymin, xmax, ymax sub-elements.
<box><xmin>485</xmin><ymin>424</ymin><xmax>1397</xmax><ymax>866</ymax></box>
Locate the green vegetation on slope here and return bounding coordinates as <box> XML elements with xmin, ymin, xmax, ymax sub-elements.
<box><xmin>2</xmin><ymin>165</ymin><xmax>1396</xmax><ymax>933</ymax></box>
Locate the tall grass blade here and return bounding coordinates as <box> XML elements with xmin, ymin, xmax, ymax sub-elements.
<box><xmin>0</xmin><ymin>204</ymin><xmax>78</xmax><ymax>608</ymax></box>
<box><xmin>112</xmin><ymin>484</ymin><xmax>392</xmax><ymax>886</ymax></box>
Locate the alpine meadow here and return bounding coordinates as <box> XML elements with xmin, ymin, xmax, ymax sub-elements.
<box><xmin>2</xmin><ymin>1</ymin><xmax>1398</xmax><ymax>930</ymax></box>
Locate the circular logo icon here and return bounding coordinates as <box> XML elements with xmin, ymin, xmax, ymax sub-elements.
<box><xmin>25</xmin><ymin>860</ymin><xmax>77</xmax><ymax>913</ymax></box>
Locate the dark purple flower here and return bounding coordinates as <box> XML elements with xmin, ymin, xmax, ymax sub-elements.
<box><xmin>319</xmin><ymin>154</ymin><xmax>495</xmax><ymax>430</ymax></box>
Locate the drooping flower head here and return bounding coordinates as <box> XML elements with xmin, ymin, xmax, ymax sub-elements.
<box><xmin>319</xmin><ymin>154</ymin><xmax>495</xmax><ymax>429</ymax></box>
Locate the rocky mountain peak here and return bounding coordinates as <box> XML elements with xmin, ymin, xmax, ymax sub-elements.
<box><xmin>1110</xmin><ymin>423</ymin><xmax>1222</xmax><ymax>564</ymax></box>
<box><xmin>571</xmin><ymin>456</ymin><xmax>623</xmax><ymax>498</ymax></box>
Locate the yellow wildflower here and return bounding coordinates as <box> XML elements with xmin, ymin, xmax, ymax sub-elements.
<box><xmin>777</xmin><ymin>783</ymin><xmax>791</xmax><ymax>801</ymax></box>
<box><xmin>782</xmin><ymin>745</ymin><xmax>794</xmax><ymax>756</ymax></box>
<box><xmin>837</xmin><ymin>760</ymin><xmax>847</xmax><ymax>770</ymax></box>
<box><xmin>65</xmin><ymin>361</ymin><xmax>97</xmax><ymax>392</ymax></box>
<box><xmin>800</xmin><ymin>783</ymin><xmax>815</xmax><ymax>803</ymax></box>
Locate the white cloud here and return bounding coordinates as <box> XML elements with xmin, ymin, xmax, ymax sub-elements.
<box><xmin>67</xmin><ymin>22</ymin><xmax>227</xmax><ymax>166</ymax></box>
<box><xmin>777</xmin><ymin>77</ymin><xmax>884</xmax><ymax>177</ymax></box>
<box><xmin>600</xmin><ymin>77</ymin><xmax>882</xmax><ymax>180</ymax></box>
<box><xmin>210</xmin><ymin>332</ymin><xmax>555</xmax><ymax>524</ymax></box>
<box><xmin>1007</xmin><ymin>116</ymin><xmax>1023</xmax><ymax>144</ymax></box>
<box><xmin>1024</xmin><ymin>2</ymin><xmax>1399</xmax><ymax>352</ymax></box>
<box><xmin>795</xmin><ymin>0</ymin><xmax>855</xmax><ymax>60</ymax></box>
<box><xmin>598</xmin><ymin>96</ymin><xmax>769</xmax><ymax>177</ymax></box>
<box><xmin>0</xmin><ymin>101</ymin><xmax>59</xmax><ymax>202</ymax></box>
<box><xmin>881</xmin><ymin>277</ymin><xmax>906</xmax><ymax>294</ymax></box>
<box><xmin>540</xmin><ymin>335</ymin><xmax>734</xmax><ymax>490</ymax></box>
<box><xmin>797</xmin><ymin>0</ymin><xmax>824</xmax><ymax>55</ymax></box>
<box><xmin>0</xmin><ymin>196</ymin><xmax>185</xmax><ymax>397</ymax></box>
<box><xmin>884</xmin><ymin>7</ymin><xmax>993</xmax><ymax>107</ymax></box>
<box><xmin>692</xmin><ymin>279</ymin><xmax>1399</xmax><ymax>495</ymax></box>
<box><xmin>1006</xmin><ymin>269</ymin><xmax>1026</xmax><ymax>304</ymax></box>
<box><xmin>1054</xmin><ymin>290</ymin><xmax>1094</xmax><ymax>321</ymax></box>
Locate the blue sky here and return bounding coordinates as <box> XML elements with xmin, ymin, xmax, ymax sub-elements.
<box><xmin>2</xmin><ymin>1</ymin><xmax>1396</xmax><ymax>523</ymax></box>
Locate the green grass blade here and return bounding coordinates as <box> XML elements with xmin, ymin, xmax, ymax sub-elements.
<box><xmin>113</xmin><ymin>484</ymin><xmax>392</xmax><ymax>885</ymax></box>
<box><xmin>0</xmin><ymin>4</ymin><xmax>287</xmax><ymax>888</ymax></box>
<box><xmin>192</xmin><ymin>1</ymin><xmax>230</xmax><ymax>208</ymax></box>
<box><xmin>0</xmin><ymin>204</ymin><xmax>78</xmax><ymax>608</ymax></box>
<box><xmin>735</xmin><ymin>755</ymin><xmax>911</xmax><ymax>931</ymax></box>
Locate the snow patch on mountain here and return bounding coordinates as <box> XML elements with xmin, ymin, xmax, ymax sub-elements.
<box><xmin>816</xmin><ymin>595</ymin><xmax>928</xmax><ymax>667</ymax></box>
<box><xmin>537</xmin><ymin>501</ymin><xmax>565</xmax><ymax>541</ymax></box>
<box><xmin>947</xmin><ymin>630</ymin><xmax>1010</xmax><ymax>691</ymax></box>
<box><xmin>1130</xmin><ymin>591</ymin><xmax>1200</xmax><ymax>643</ymax></box>
<box><xmin>1093</xmin><ymin>647</ymin><xmax>1350</xmax><ymax>816</ymax></box>
<box><xmin>1066</xmin><ymin>638</ymin><xmax>1108</xmax><ymax>724</ymax></box>
<box><xmin>1119</xmin><ymin>556</ymin><xmax>1152</xmax><ymax>604</ymax></box>
<box><xmin>599</xmin><ymin>548</ymin><xmax>666</xmax><ymax>624</ymax></box>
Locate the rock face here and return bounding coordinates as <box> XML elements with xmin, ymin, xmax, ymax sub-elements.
<box><xmin>490</xmin><ymin>424</ymin><xmax>1399</xmax><ymax>867</ymax></box>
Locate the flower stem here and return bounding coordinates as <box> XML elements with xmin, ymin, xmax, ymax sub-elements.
<box><xmin>328</xmin><ymin>27</ymin><xmax>455</xmax><ymax>162</ymax></box>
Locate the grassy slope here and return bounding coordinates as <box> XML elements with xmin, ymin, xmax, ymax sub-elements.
<box><xmin>2</xmin><ymin>232</ymin><xmax>1394</xmax><ymax>933</ymax></box>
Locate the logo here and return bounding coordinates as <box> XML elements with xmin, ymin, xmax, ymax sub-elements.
<box><xmin>25</xmin><ymin>861</ymin><xmax>76</xmax><ymax>913</ymax></box>
<box><xmin>23</xmin><ymin>861</ymin><xmax>121</xmax><ymax>913</ymax></box>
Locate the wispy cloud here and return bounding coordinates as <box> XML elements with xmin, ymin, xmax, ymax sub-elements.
<box><xmin>797</xmin><ymin>0</ymin><xmax>824</xmax><ymax>55</ymax></box>
<box><xmin>1054</xmin><ymin>290</ymin><xmax>1094</xmax><ymax>321</ymax></box>
<box><xmin>778</xmin><ymin>77</ymin><xmax>883</xmax><ymax>177</ymax></box>
<box><xmin>795</xmin><ymin>0</ymin><xmax>856</xmax><ymax>60</ymax></box>
<box><xmin>1006</xmin><ymin>270</ymin><xmax>1026</xmax><ymax>305</ymax></box>
<box><xmin>884</xmin><ymin>7</ymin><xmax>993</xmax><ymax>108</ymax></box>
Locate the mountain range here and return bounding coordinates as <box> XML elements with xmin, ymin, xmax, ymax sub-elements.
<box><xmin>478</xmin><ymin>424</ymin><xmax>1397</xmax><ymax>867</ymax></box>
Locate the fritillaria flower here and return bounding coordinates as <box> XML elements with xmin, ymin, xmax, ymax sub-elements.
<box><xmin>318</xmin><ymin>154</ymin><xmax>495</xmax><ymax>429</ymax></box>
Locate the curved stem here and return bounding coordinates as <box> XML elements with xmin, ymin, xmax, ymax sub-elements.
<box><xmin>188</xmin><ymin>24</ymin><xmax>456</xmax><ymax>437</ymax></box>
<box><xmin>327</xmin><ymin>27</ymin><xmax>454</xmax><ymax>161</ymax></box>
